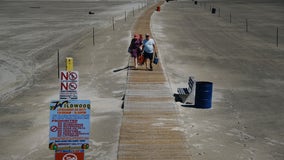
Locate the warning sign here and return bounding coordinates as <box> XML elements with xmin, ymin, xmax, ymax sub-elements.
<box><xmin>60</xmin><ymin>71</ymin><xmax>79</xmax><ymax>99</ymax></box>
<box><xmin>49</xmin><ymin>100</ymin><xmax>90</xmax><ymax>150</ymax></box>
<box><xmin>55</xmin><ymin>150</ymin><xmax>84</xmax><ymax>160</ymax></box>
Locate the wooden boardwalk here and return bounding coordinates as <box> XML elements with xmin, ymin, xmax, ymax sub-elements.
<box><xmin>117</xmin><ymin>1</ymin><xmax>191</xmax><ymax>160</ymax></box>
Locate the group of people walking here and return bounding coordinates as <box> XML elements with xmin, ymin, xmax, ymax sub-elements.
<box><xmin>128</xmin><ymin>33</ymin><xmax>158</xmax><ymax>71</ymax></box>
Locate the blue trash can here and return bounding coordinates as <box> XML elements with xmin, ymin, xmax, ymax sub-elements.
<box><xmin>195</xmin><ymin>81</ymin><xmax>213</xmax><ymax>109</ymax></box>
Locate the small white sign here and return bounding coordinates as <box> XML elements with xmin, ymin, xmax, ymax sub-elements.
<box><xmin>60</xmin><ymin>71</ymin><xmax>79</xmax><ymax>99</ymax></box>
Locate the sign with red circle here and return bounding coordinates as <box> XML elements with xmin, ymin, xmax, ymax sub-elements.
<box><xmin>55</xmin><ymin>150</ymin><xmax>84</xmax><ymax>160</ymax></box>
<box><xmin>50</xmin><ymin>126</ymin><xmax>58</xmax><ymax>132</ymax></box>
<box><xmin>60</xmin><ymin>71</ymin><xmax>79</xmax><ymax>99</ymax></box>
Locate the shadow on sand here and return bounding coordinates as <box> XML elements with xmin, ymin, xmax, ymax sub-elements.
<box><xmin>113</xmin><ymin>66</ymin><xmax>129</xmax><ymax>72</ymax></box>
<box><xmin>174</xmin><ymin>93</ymin><xmax>209</xmax><ymax>109</ymax></box>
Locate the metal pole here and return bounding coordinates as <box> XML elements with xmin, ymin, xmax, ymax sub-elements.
<box><xmin>57</xmin><ymin>49</ymin><xmax>60</xmax><ymax>79</ymax></box>
<box><xmin>276</xmin><ymin>27</ymin><xmax>279</xmax><ymax>47</ymax></box>
<box><xmin>133</xmin><ymin>7</ymin><xmax>135</xmax><ymax>16</ymax></box>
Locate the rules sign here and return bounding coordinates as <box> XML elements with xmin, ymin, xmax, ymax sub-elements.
<box><xmin>60</xmin><ymin>71</ymin><xmax>79</xmax><ymax>99</ymax></box>
<box><xmin>49</xmin><ymin>100</ymin><xmax>90</xmax><ymax>150</ymax></box>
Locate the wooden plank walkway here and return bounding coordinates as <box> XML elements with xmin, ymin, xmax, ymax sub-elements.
<box><xmin>117</xmin><ymin>1</ymin><xmax>191</xmax><ymax>160</ymax></box>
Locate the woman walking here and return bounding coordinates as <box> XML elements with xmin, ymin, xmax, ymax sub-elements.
<box><xmin>128</xmin><ymin>34</ymin><xmax>143</xmax><ymax>69</ymax></box>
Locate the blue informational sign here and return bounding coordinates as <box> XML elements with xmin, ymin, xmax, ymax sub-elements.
<box><xmin>49</xmin><ymin>100</ymin><xmax>91</xmax><ymax>150</ymax></box>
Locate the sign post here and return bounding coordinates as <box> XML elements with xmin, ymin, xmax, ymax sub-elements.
<box><xmin>50</xmin><ymin>57</ymin><xmax>90</xmax><ymax>160</ymax></box>
<box><xmin>60</xmin><ymin>71</ymin><xmax>79</xmax><ymax>99</ymax></box>
<box><xmin>49</xmin><ymin>100</ymin><xmax>91</xmax><ymax>150</ymax></box>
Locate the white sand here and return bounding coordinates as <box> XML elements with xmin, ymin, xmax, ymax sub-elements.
<box><xmin>152</xmin><ymin>1</ymin><xmax>284</xmax><ymax>160</ymax></box>
<box><xmin>0</xmin><ymin>0</ymin><xmax>283</xmax><ymax>160</ymax></box>
<box><xmin>0</xmin><ymin>1</ymin><xmax>151</xmax><ymax>159</ymax></box>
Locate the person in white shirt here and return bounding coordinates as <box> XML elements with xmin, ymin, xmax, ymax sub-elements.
<box><xmin>142</xmin><ymin>33</ymin><xmax>158</xmax><ymax>71</ymax></box>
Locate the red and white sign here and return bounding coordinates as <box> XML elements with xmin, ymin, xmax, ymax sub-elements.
<box><xmin>55</xmin><ymin>150</ymin><xmax>84</xmax><ymax>160</ymax></box>
<box><xmin>60</xmin><ymin>71</ymin><xmax>79</xmax><ymax>99</ymax></box>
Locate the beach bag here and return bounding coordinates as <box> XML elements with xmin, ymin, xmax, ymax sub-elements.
<box><xmin>153</xmin><ymin>57</ymin><xmax>159</xmax><ymax>64</ymax></box>
<box><xmin>128</xmin><ymin>47</ymin><xmax>132</xmax><ymax>53</ymax></box>
<box><xmin>138</xmin><ymin>54</ymin><xmax>144</xmax><ymax>65</ymax></box>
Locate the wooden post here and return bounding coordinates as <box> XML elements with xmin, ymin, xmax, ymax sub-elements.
<box><xmin>112</xmin><ymin>17</ymin><xmax>115</xmax><ymax>31</ymax></box>
<box><xmin>230</xmin><ymin>12</ymin><xmax>232</xmax><ymax>24</ymax></box>
<box><xmin>276</xmin><ymin>27</ymin><xmax>279</xmax><ymax>47</ymax></box>
<box><xmin>57</xmin><ymin>49</ymin><xmax>60</xmax><ymax>79</ymax></box>
<box><xmin>93</xmin><ymin>27</ymin><xmax>95</xmax><ymax>46</ymax></box>
<box><xmin>125</xmin><ymin>11</ymin><xmax>127</xmax><ymax>22</ymax></box>
<box><xmin>246</xmin><ymin>19</ymin><xmax>248</xmax><ymax>32</ymax></box>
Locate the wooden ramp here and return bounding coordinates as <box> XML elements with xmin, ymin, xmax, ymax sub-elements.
<box><xmin>117</xmin><ymin>1</ymin><xmax>191</xmax><ymax>159</ymax></box>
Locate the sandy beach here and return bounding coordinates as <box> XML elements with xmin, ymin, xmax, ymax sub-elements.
<box><xmin>0</xmin><ymin>0</ymin><xmax>283</xmax><ymax>160</ymax></box>
<box><xmin>0</xmin><ymin>0</ymin><xmax>151</xmax><ymax>159</ymax></box>
<box><xmin>152</xmin><ymin>1</ymin><xmax>284</xmax><ymax>160</ymax></box>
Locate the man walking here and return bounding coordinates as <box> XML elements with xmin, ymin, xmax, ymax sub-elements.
<box><xmin>142</xmin><ymin>33</ymin><xmax>157</xmax><ymax>71</ymax></box>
